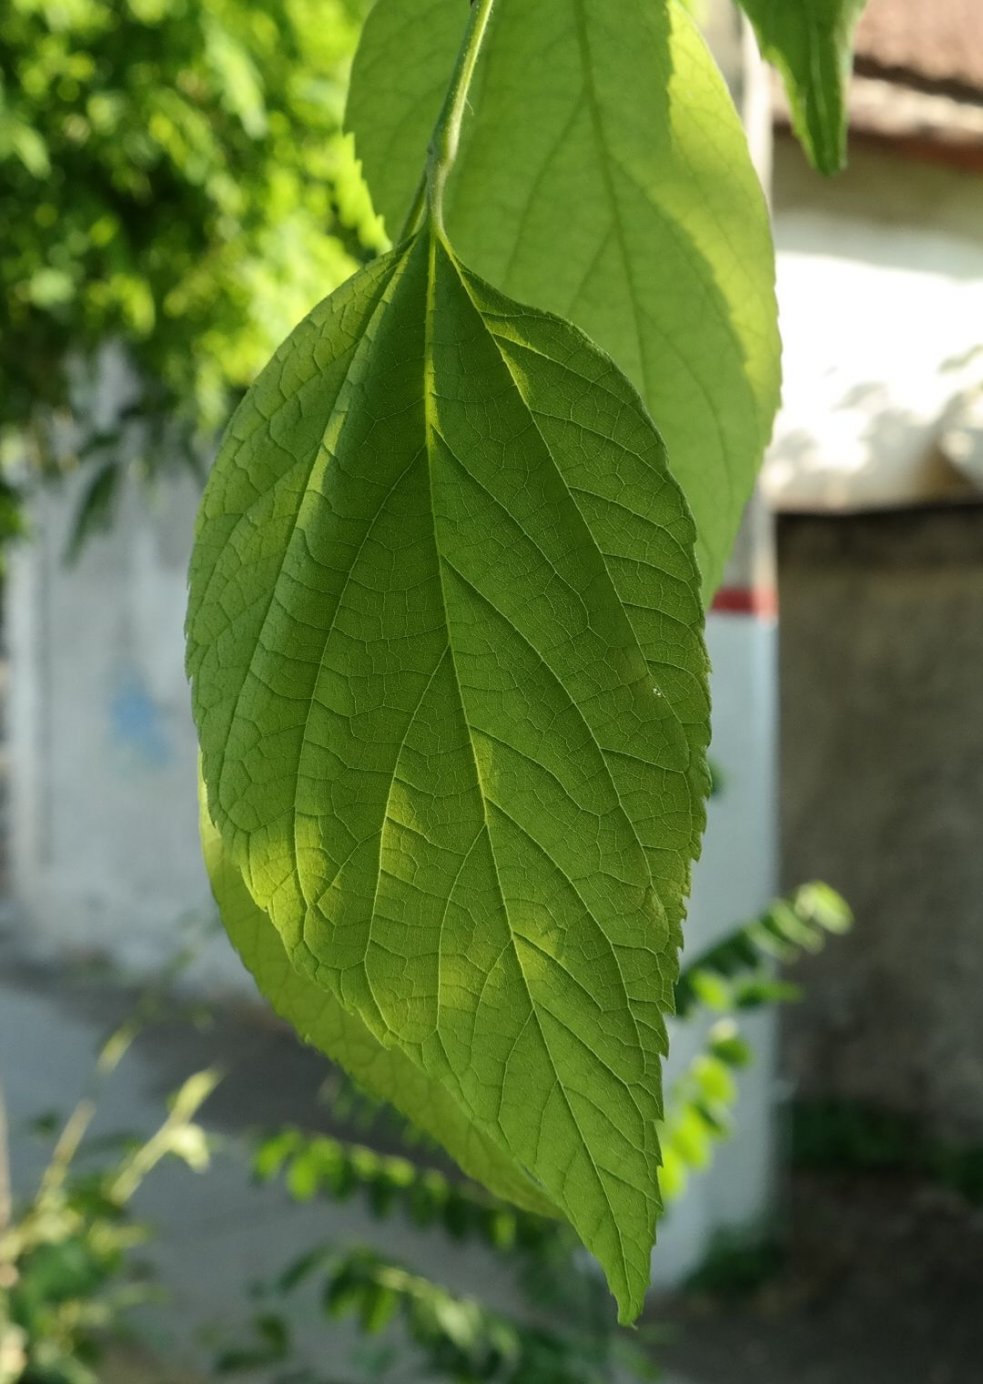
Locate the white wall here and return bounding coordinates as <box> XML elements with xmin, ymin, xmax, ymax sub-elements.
<box><xmin>6</xmin><ymin>472</ymin><xmax>241</xmax><ymax>990</ymax></box>
<box><xmin>766</xmin><ymin>139</ymin><xmax>983</xmax><ymax>512</ymax></box>
<box><xmin>652</xmin><ymin>606</ymin><xmax>779</xmax><ymax>1283</ymax></box>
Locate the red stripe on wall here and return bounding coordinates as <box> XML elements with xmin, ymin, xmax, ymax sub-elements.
<box><xmin>711</xmin><ymin>586</ymin><xmax>778</xmax><ymax>618</ymax></box>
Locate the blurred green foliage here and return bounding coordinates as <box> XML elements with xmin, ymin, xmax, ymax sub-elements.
<box><xmin>0</xmin><ymin>0</ymin><xmax>381</xmax><ymax>536</ymax></box>
<box><xmin>673</xmin><ymin>883</ymin><xmax>853</xmax><ymax>1022</ymax></box>
<box><xmin>0</xmin><ymin>1056</ymin><xmax>217</xmax><ymax>1384</ymax></box>
<box><xmin>792</xmin><ymin>1100</ymin><xmax>983</xmax><ymax>1205</ymax></box>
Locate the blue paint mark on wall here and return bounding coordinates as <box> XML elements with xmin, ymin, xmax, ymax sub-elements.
<box><xmin>109</xmin><ymin>665</ymin><xmax>173</xmax><ymax>768</ymax></box>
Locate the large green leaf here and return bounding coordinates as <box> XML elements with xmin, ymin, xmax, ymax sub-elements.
<box><xmin>188</xmin><ymin>226</ymin><xmax>709</xmax><ymax>1320</ymax></box>
<box><xmin>199</xmin><ymin>792</ymin><xmax>555</xmax><ymax>1216</ymax></box>
<box><xmin>738</xmin><ymin>0</ymin><xmax>867</xmax><ymax>174</ymax></box>
<box><xmin>346</xmin><ymin>0</ymin><xmax>779</xmax><ymax>598</ymax></box>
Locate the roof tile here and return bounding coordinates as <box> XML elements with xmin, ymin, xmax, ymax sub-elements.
<box><xmin>855</xmin><ymin>0</ymin><xmax>983</xmax><ymax>95</ymax></box>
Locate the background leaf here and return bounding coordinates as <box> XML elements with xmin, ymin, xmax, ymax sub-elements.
<box><xmin>346</xmin><ymin>0</ymin><xmax>780</xmax><ymax>598</ymax></box>
<box><xmin>737</xmin><ymin>0</ymin><xmax>868</xmax><ymax>174</ymax></box>
<box><xmin>188</xmin><ymin>228</ymin><xmax>710</xmax><ymax>1320</ymax></box>
<box><xmin>673</xmin><ymin>882</ymin><xmax>853</xmax><ymax>1018</ymax></box>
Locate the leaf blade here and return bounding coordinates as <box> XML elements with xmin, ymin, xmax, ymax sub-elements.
<box><xmin>188</xmin><ymin>229</ymin><xmax>709</xmax><ymax>1320</ymax></box>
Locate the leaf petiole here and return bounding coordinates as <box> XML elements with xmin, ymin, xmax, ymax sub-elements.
<box><xmin>409</xmin><ymin>0</ymin><xmax>496</xmax><ymax>236</ymax></box>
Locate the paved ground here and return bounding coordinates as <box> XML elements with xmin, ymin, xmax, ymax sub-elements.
<box><xmin>2</xmin><ymin>918</ymin><xmax>693</xmax><ymax>1383</ymax></box>
<box><xmin>0</xmin><ymin>925</ymin><xmax>549</xmax><ymax>1382</ymax></box>
<box><xmin>654</xmin><ymin>1170</ymin><xmax>983</xmax><ymax>1384</ymax></box>
<box><xmin>8</xmin><ymin>914</ymin><xmax>982</xmax><ymax>1384</ymax></box>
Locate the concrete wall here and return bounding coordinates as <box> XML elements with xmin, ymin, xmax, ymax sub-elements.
<box><xmin>766</xmin><ymin>136</ymin><xmax>983</xmax><ymax>514</ymax></box>
<box><xmin>774</xmin><ymin>134</ymin><xmax>983</xmax><ymax>248</ymax></box>
<box><xmin>779</xmin><ymin>505</ymin><xmax>983</xmax><ymax>1142</ymax></box>
<box><xmin>654</xmin><ymin>601</ymin><xmax>779</xmax><ymax>1281</ymax></box>
<box><xmin>5</xmin><ymin>472</ymin><xmax>239</xmax><ymax>990</ymax></box>
<box><xmin>768</xmin><ymin>130</ymin><xmax>983</xmax><ymax>1144</ymax></box>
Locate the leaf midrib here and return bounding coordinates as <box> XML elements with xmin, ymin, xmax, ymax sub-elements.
<box><xmin>420</xmin><ymin>230</ymin><xmax>655</xmax><ymax>1301</ymax></box>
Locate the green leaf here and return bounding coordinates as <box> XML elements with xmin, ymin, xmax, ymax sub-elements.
<box><xmin>200</xmin><ymin>794</ymin><xmax>554</xmax><ymax>1219</ymax></box>
<box><xmin>737</xmin><ymin>0</ymin><xmax>867</xmax><ymax>174</ymax></box>
<box><xmin>673</xmin><ymin>883</ymin><xmax>853</xmax><ymax>1019</ymax></box>
<box><xmin>346</xmin><ymin>0</ymin><xmax>779</xmax><ymax>598</ymax></box>
<box><xmin>189</xmin><ymin>225</ymin><xmax>709</xmax><ymax>1321</ymax></box>
<box><xmin>658</xmin><ymin>1020</ymin><xmax>746</xmax><ymax>1205</ymax></box>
